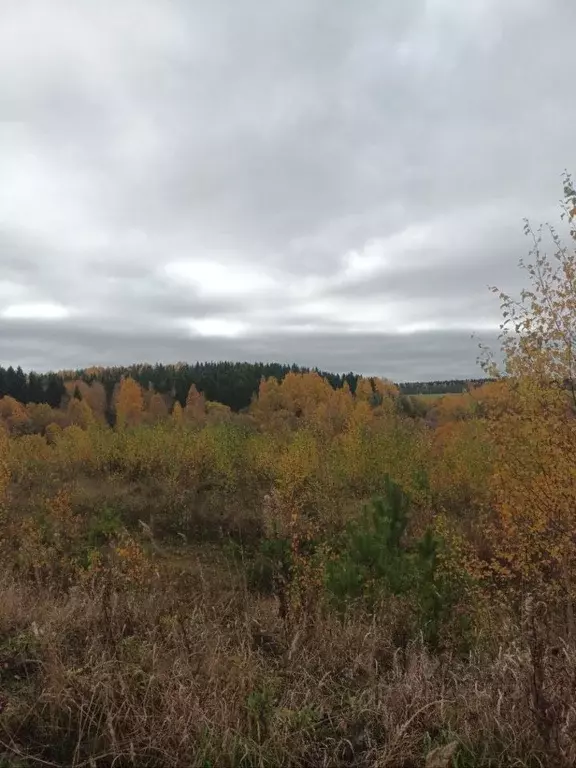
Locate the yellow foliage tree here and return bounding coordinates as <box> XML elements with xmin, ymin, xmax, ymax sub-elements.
<box><xmin>311</xmin><ymin>381</ymin><xmax>354</xmax><ymax>438</ymax></box>
<box><xmin>354</xmin><ymin>377</ymin><xmax>374</xmax><ymax>402</ymax></box>
<box><xmin>27</xmin><ymin>402</ymin><xmax>58</xmax><ymax>432</ymax></box>
<box><xmin>480</xmin><ymin>174</ymin><xmax>576</xmax><ymax>625</ymax></box>
<box><xmin>171</xmin><ymin>401</ymin><xmax>184</xmax><ymax>424</ymax></box>
<box><xmin>67</xmin><ymin>397</ymin><xmax>95</xmax><ymax>429</ymax></box>
<box><xmin>252</xmin><ymin>372</ymin><xmax>337</xmax><ymax>432</ymax></box>
<box><xmin>115</xmin><ymin>377</ymin><xmax>144</xmax><ymax>429</ymax></box>
<box><xmin>205</xmin><ymin>401</ymin><xmax>231</xmax><ymax>424</ymax></box>
<box><xmin>430</xmin><ymin>418</ymin><xmax>492</xmax><ymax>516</ymax></box>
<box><xmin>45</xmin><ymin>422</ymin><xmax>63</xmax><ymax>445</ymax></box>
<box><xmin>250</xmin><ymin>376</ymin><xmax>286</xmax><ymax>430</ymax></box>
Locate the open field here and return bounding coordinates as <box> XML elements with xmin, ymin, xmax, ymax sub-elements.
<box><xmin>0</xmin><ymin>361</ymin><xmax>574</xmax><ymax>766</ymax></box>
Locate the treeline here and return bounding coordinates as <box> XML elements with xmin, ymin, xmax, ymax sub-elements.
<box><xmin>397</xmin><ymin>378</ymin><xmax>491</xmax><ymax>395</ymax></box>
<box><xmin>70</xmin><ymin>362</ymin><xmax>361</xmax><ymax>412</ymax></box>
<box><xmin>0</xmin><ymin>361</ymin><xmax>490</xmax><ymax>411</ymax></box>
<box><xmin>0</xmin><ymin>366</ymin><xmax>67</xmax><ymax>408</ymax></box>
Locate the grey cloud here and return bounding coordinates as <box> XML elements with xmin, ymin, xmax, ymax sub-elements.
<box><xmin>0</xmin><ymin>0</ymin><xmax>573</xmax><ymax>377</ymax></box>
<box><xmin>327</xmin><ymin>224</ymin><xmax>530</xmax><ymax>302</ymax></box>
<box><xmin>84</xmin><ymin>265</ymin><xmax>245</xmax><ymax>320</ymax></box>
<box><xmin>0</xmin><ymin>232</ymin><xmax>41</xmax><ymax>278</ymax></box>
<box><xmin>0</xmin><ymin>318</ymin><xmax>496</xmax><ymax>381</ymax></box>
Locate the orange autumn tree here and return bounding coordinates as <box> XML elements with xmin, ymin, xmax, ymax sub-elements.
<box><xmin>84</xmin><ymin>381</ymin><xmax>107</xmax><ymax>421</ymax></box>
<box><xmin>147</xmin><ymin>392</ymin><xmax>169</xmax><ymax>424</ymax></box>
<box><xmin>429</xmin><ymin>392</ymin><xmax>475</xmax><ymax>426</ymax></box>
<box><xmin>468</xmin><ymin>379</ymin><xmax>512</xmax><ymax>419</ymax></box>
<box><xmin>185</xmin><ymin>384</ymin><xmax>206</xmax><ymax>424</ymax></box>
<box><xmin>480</xmin><ymin>173</ymin><xmax>576</xmax><ymax>623</ymax></box>
<box><xmin>115</xmin><ymin>377</ymin><xmax>144</xmax><ymax>429</ymax></box>
<box><xmin>64</xmin><ymin>380</ymin><xmax>107</xmax><ymax>422</ymax></box>
<box><xmin>0</xmin><ymin>396</ymin><xmax>30</xmax><ymax>435</ymax></box>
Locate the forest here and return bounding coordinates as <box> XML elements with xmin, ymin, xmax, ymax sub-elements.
<box><xmin>1</xmin><ymin>181</ymin><xmax>576</xmax><ymax>767</ymax></box>
<box><xmin>0</xmin><ymin>358</ymin><xmax>482</xmax><ymax>415</ymax></box>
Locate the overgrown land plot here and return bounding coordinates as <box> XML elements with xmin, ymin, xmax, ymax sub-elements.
<box><xmin>2</xmin><ymin>181</ymin><xmax>576</xmax><ymax>766</ymax></box>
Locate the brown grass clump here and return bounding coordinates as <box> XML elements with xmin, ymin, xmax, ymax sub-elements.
<box><xmin>0</xmin><ymin>550</ymin><xmax>575</xmax><ymax>768</ymax></box>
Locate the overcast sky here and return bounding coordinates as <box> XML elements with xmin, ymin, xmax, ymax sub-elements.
<box><xmin>0</xmin><ymin>0</ymin><xmax>574</xmax><ymax>379</ymax></box>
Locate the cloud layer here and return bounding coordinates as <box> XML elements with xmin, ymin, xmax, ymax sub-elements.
<box><xmin>0</xmin><ymin>0</ymin><xmax>573</xmax><ymax>377</ymax></box>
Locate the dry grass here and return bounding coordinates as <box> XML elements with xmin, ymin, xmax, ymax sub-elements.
<box><xmin>1</xmin><ymin>417</ymin><xmax>574</xmax><ymax>766</ymax></box>
<box><xmin>0</xmin><ymin>553</ymin><xmax>575</xmax><ymax>768</ymax></box>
